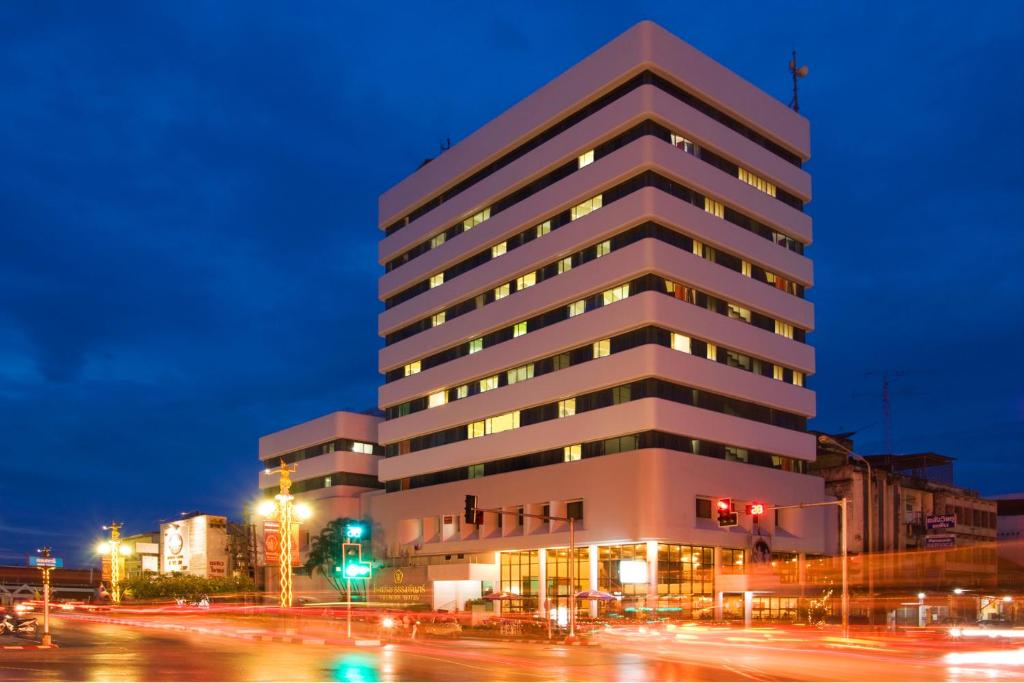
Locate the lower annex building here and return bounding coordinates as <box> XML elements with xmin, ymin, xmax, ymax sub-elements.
<box><xmin>258</xmin><ymin>22</ymin><xmax>834</xmax><ymax>622</ymax></box>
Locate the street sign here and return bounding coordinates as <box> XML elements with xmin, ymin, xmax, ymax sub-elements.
<box><xmin>926</xmin><ymin>514</ymin><xmax>956</xmax><ymax>530</ymax></box>
<box><xmin>29</xmin><ymin>556</ymin><xmax>62</xmax><ymax>568</ymax></box>
<box><xmin>925</xmin><ymin>534</ymin><xmax>956</xmax><ymax>549</ymax></box>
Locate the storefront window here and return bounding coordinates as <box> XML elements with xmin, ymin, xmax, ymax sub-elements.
<box><xmin>545</xmin><ymin>547</ymin><xmax>589</xmax><ymax>616</ymax></box>
<box><xmin>721</xmin><ymin>548</ymin><xmax>746</xmax><ymax>574</ymax></box>
<box><xmin>656</xmin><ymin>543</ymin><xmax>714</xmax><ymax>618</ymax></box>
<box><xmin>499</xmin><ymin>550</ymin><xmax>539</xmax><ymax>613</ymax></box>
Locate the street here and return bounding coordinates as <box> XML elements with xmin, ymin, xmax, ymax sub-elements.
<box><xmin>1</xmin><ymin>614</ymin><xmax>1022</xmax><ymax>681</ymax></box>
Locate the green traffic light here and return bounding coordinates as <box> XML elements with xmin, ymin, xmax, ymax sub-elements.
<box><xmin>345</xmin><ymin>523</ymin><xmax>364</xmax><ymax>539</ymax></box>
<box><xmin>343</xmin><ymin>563</ymin><xmax>371</xmax><ymax>578</ymax></box>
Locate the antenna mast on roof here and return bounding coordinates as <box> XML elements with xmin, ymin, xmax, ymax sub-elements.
<box><xmin>789</xmin><ymin>50</ymin><xmax>809</xmax><ymax>112</ymax></box>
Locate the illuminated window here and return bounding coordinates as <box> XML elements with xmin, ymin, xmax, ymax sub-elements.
<box><xmin>602</xmin><ymin>284</ymin><xmax>630</xmax><ymax>305</ymax></box>
<box><xmin>535</xmin><ymin>220</ymin><xmax>551</xmax><ymax>237</ymax></box>
<box><xmin>670</xmin><ymin>133</ymin><xmax>698</xmax><ymax>155</ymax></box>
<box><xmin>741</xmin><ymin>260</ymin><xmax>752</xmax><ymax>277</ymax></box>
<box><xmin>665</xmin><ymin>280</ymin><xmax>697</xmax><ymax>303</ymax></box>
<box><xmin>567</xmin><ymin>300</ymin><xmax>585</xmax><ymax>317</ymax></box>
<box><xmin>704</xmin><ymin>197</ymin><xmax>724</xmax><ymax>218</ymax></box>
<box><xmin>671</xmin><ymin>333</ymin><xmax>691</xmax><ymax>353</ymax></box>
<box><xmin>513</xmin><ymin>321</ymin><xmax>527</xmax><ymax>337</ymax></box>
<box><xmin>494</xmin><ymin>283</ymin><xmax>510</xmax><ymax>300</ymax></box>
<box><xmin>578</xmin><ymin>149</ymin><xmax>594</xmax><ymax>168</ymax></box>
<box><xmin>692</xmin><ymin>239</ymin><xmax>704</xmax><ymax>257</ymax></box>
<box><xmin>491</xmin><ymin>241</ymin><xmax>507</xmax><ymax>258</ymax></box>
<box><xmin>738</xmin><ymin>168</ymin><xmax>777</xmax><ymax>197</ymax></box>
<box><xmin>486</xmin><ymin>411</ymin><xmax>520</xmax><ymax>434</ymax></box>
<box><xmin>429</xmin><ymin>273</ymin><xmax>444</xmax><ymax>288</ymax></box>
<box><xmin>479</xmin><ymin>375</ymin><xmax>499</xmax><ymax>392</ymax></box>
<box><xmin>506</xmin><ymin>364</ymin><xmax>534</xmax><ymax>384</ymax></box>
<box><xmin>595</xmin><ymin>240</ymin><xmax>611</xmax><ymax>258</ymax></box>
<box><xmin>557</xmin><ymin>257</ymin><xmax>572</xmax><ymax>274</ymax></box>
<box><xmin>516</xmin><ymin>272</ymin><xmax>536</xmax><ymax>290</ymax></box>
<box><xmin>468</xmin><ymin>337</ymin><xmax>483</xmax><ymax>354</ymax></box>
<box><xmin>705</xmin><ymin>342</ymin><xmax>717</xmax><ymax>361</ymax></box>
<box><xmin>456</xmin><ymin>385</ymin><xmax>469</xmax><ymax>399</ymax></box>
<box><xmin>564</xmin><ymin>444</ymin><xmax>582</xmax><ymax>462</ymax></box>
<box><xmin>468</xmin><ymin>464</ymin><xmax>484</xmax><ymax>479</ymax></box>
<box><xmin>428</xmin><ymin>391</ymin><xmax>447</xmax><ymax>408</ymax></box>
<box><xmin>404</xmin><ymin>360</ymin><xmax>421</xmax><ymax>376</ymax></box>
<box><xmin>721</xmin><ymin>548</ymin><xmax>745</xmax><ymax>574</ymax></box>
<box><xmin>593</xmin><ymin>339</ymin><xmax>610</xmax><ymax>358</ymax></box>
<box><xmin>558</xmin><ymin>398</ymin><xmax>576</xmax><ymax>417</ymax></box>
<box><xmin>570</xmin><ymin>195</ymin><xmax>603</xmax><ymax>220</ymax></box>
<box><xmin>467</xmin><ymin>421</ymin><xmax>485</xmax><ymax>439</ymax></box>
<box><xmin>775</xmin><ymin>321</ymin><xmax>794</xmax><ymax>339</ymax></box>
<box><xmin>430</xmin><ymin>233</ymin><xmax>446</xmax><ymax>249</ymax></box>
<box><xmin>727</xmin><ymin>304</ymin><xmax>752</xmax><ymax>323</ymax></box>
<box><xmin>431</xmin><ymin>311</ymin><xmax>446</xmax><ymax>327</ymax></box>
<box><xmin>773</xmin><ymin>365</ymin><xmax>785</xmax><ymax>381</ymax></box>
<box><xmin>792</xmin><ymin>370</ymin><xmax>805</xmax><ymax>387</ymax></box>
<box><xmin>352</xmin><ymin>442</ymin><xmax>374</xmax><ymax>454</ymax></box>
<box><xmin>463</xmin><ymin>207</ymin><xmax>491</xmax><ymax>230</ymax></box>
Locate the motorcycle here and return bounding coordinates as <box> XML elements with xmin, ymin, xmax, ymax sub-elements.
<box><xmin>1</xmin><ymin>613</ymin><xmax>39</xmax><ymax>638</ymax></box>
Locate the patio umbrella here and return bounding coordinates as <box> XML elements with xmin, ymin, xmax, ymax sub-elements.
<box><xmin>574</xmin><ymin>590</ymin><xmax>616</xmax><ymax>601</ymax></box>
<box><xmin>481</xmin><ymin>592</ymin><xmax>517</xmax><ymax>600</ymax></box>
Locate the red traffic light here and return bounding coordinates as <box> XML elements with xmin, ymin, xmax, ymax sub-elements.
<box><xmin>745</xmin><ymin>502</ymin><xmax>766</xmax><ymax>516</ymax></box>
<box><xmin>716</xmin><ymin>498</ymin><xmax>732</xmax><ymax>512</ymax></box>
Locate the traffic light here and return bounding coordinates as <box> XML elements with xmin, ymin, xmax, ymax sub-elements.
<box><xmin>464</xmin><ymin>495</ymin><xmax>478</xmax><ymax>525</ymax></box>
<box><xmin>717</xmin><ymin>498</ymin><xmax>738</xmax><ymax>527</ymax></box>
<box><xmin>343</xmin><ymin>562</ymin><xmax>372</xmax><ymax>579</ymax></box>
<box><xmin>345</xmin><ymin>522</ymin><xmax>366</xmax><ymax>540</ymax></box>
<box><xmin>745</xmin><ymin>502</ymin><xmax>766</xmax><ymax>517</ymax></box>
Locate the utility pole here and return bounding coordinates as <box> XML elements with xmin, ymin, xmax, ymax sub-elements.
<box><xmin>98</xmin><ymin>523</ymin><xmax>125</xmax><ymax>604</ymax></box>
<box><xmin>773</xmin><ymin>499</ymin><xmax>850</xmax><ymax>639</ymax></box>
<box><xmin>258</xmin><ymin>461</ymin><xmax>312</xmax><ymax>608</ymax></box>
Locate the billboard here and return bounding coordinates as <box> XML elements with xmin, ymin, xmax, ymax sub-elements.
<box><xmin>926</xmin><ymin>514</ymin><xmax>956</xmax><ymax>530</ymax></box>
<box><xmin>161</xmin><ymin>515</ymin><xmax>229</xmax><ymax>578</ymax></box>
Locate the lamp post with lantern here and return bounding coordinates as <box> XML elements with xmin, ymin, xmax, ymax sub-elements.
<box><xmin>258</xmin><ymin>461</ymin><xmax>312</xmax><ymax>608</ymax></box>
<box><xmin>96</xmin><ymin>523</ymin><xmax>131</xmax><ymax>604</ymax></box>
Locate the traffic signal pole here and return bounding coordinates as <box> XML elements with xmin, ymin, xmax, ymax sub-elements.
<box><xmin>464</xmin><ymin>496</ymin><xmax>579</xmax><ymax>640</ymax></box>
<box><xmin>772</xmin><ymin>498</ymin><xmax>850</xmax><ymax>639</ymax></box>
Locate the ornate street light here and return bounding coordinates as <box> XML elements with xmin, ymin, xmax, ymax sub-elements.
<box><xmin>258</xmin><ymin>461</ymin><xmax>312</xmax><ymax>608</ymax></box>
<box><xmin>97</xmin><ymin>523</ymin><xmax>131</xmax><ymax>603</ymax></box>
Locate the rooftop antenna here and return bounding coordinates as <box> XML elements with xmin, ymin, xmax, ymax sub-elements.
<box><xmin>789</xmin><ymin>50</ymin><xmax>809</xmax><ymax>112</ymax></box>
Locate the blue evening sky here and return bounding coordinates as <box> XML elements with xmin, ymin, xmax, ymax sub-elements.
<box><xmin>1</xmin><ymin>1</ymin><xmax>1021</xmax><ymax>564</ymax></box>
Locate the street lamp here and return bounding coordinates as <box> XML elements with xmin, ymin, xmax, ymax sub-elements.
<box><xmin>818</xmin><ymin>435</ymin><xmax>875</xmax><ymax>619</ymax></box>
<box><xmin>98</xmin><ymin>523</ymin><xmax>131</xmax><ymax>603</ymax></box>
<box><xmin>259</xmin><ymin>461</ymin><xmax>312</xmax><ymax>608</ymax></box>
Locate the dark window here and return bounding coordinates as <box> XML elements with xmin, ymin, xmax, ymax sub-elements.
<box><xmin>696</xmin><ymin>498</ymin><xmax>712</xmax><ymax>519</ymax></box>
<box><xmin>567</xmin><ymin>500</ymin><xmax>584</xmax><ymax>521</ymax></box>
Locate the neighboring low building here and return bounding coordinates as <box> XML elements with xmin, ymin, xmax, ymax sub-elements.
<box><xmin>160</xmin><ymin>512</ymin><xmax>230</xmax><ymax>578</ymax></box>
<box><xmin>120</xmin><ymin>531</ymin><xmax>160</xmax><ymax>578</ymax></box>
<box><xmin>811</xmin><ymin>432</ymin><xmax>999</xmax><ymax>623</ymax></box>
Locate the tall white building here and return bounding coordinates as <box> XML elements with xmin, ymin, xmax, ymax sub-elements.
<box><xmin>366</xmin><ymin>22</ymin><xmax>832</xmax><ymax>621</ymax></box>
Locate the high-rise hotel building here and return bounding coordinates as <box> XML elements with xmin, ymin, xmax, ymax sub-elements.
<box><xmin>366</xmin><ymin>21</ymin><xmax>828</xmax><ymax>619</ymax></box>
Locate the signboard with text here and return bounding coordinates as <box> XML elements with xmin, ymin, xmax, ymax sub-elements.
<box><xmin>29</xmin><ymin>556</ymin><xmax>62</xmax><ymax>568</ymax></box>
<box><xmin>925</xmin><ymin>534</ymin><xmax>956</xmax><ymax>549</ymax></box>
<box><xmin>926</xmin><ymin>514</ymin><xmax>956</xmax><ymax>530</ymax></box>
<box><xmin>262</xmin><ymin>520</ymin><xmax>300</xmax><ymax>566</ymax></box>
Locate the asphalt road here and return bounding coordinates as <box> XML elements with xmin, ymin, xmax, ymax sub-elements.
<box><xmin>0</xmin><ymin>619</ymin><xmax>758</xmax><ymax>682</ymax></box>
<box><xmin>2</xmin><ymin>617</ymin><xmax>1022</xmax><ymax>681</ymax></box>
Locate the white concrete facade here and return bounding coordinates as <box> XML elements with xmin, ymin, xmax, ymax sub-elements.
<box><xmin>367</xmin><ymin>22</ymin><xmax>832</xmax><ymax>619</ymax></box>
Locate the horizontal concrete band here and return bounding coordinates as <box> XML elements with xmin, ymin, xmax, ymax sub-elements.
<box><xmin>381</xmin><ymin>21</ymin><xmax>808</xmax><ymax>224</ymax></box>
<box><xmin>379</xmin><ymin>290</ymin><xmax>815</xmax><ymax>408</ymax></box>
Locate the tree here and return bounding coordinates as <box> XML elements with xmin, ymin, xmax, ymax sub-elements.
<box><xmin>304</xmin><ymin>517</ymin><xmax>369</xmax><ymax>598</ymax></box>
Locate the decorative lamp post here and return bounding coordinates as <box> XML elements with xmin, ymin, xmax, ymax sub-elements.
<box><xmin>97</xmin><ymin>523</ymin><xmax>131</xmax><ymax>604</ymax></box>
<box><xmin>259</xmin><ymin>461</ymin><xmax>312</xmax><ymax>608</ymax></box>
